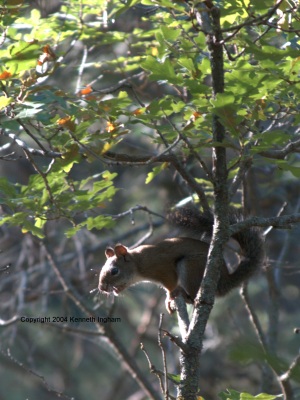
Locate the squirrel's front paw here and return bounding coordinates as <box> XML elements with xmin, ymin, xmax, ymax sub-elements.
<box><xmin>165</xmin><ymin>287</ymin><xmax>191</xmax><ymax>314</ymax></box>
<box><xmin>165</xmin><ymin>291</ymin><xmax>176</xmax><ymax>314</ymax></box>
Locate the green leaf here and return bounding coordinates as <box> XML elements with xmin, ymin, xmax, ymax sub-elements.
<box><xmin>0</xmin><ymin>177</ymin><xmax>17</xmax><ymax>198</ymax></box>
<box><xmin>253</xmin><ymin>130</ymin><xmax>292</xmax><ymax>152</ymax></box>
<box><xmin>221</xmin><ymin>1</ymin><xmax>250</xmax><ymax>25</ymax></box>
<box><xmin>112</xmin><ymin>0</ymin><xmax>141</xmax><ymax>18</ymax></box>
<box><xmin>273</xmin><ymin>160</ymin><xmax>300</xmax><ymax>178</ymax></box>
<box><xmin>0</xmin><ymin>211</ymin><xmax>45</xmax><ymax>238</ymax></box>
<box><xmin>86</xmin><ymin>215</ymin><xmax>115</xmax><ymax>231</ymax></box>
<box><xmin>178</xmin><ymin>56</ymin><xmax>197</xmax><ymax>74</ymax></box>
<box><xmin>209</xmin><ymin>93</ymin><xmax>241</xmax><ymax>135</ymax></box>
<box><xmin>218</xmin><ymin>388</ymin><xmax>241</xmax><ymax>400</ymax></box>
<box><xmin>218</xmin><ymin>389</ymin><xmax>282</xmax><ymax>400</ymax></box>
<box><xmin>166</xmin><ymin>372</ymin><xmax>181</xmax><ymax>383</ymax></box>
<box><xmin>22</xmin><ymin>220</ymin><xmax>45</xmax><ymax>238</ymax></box>
<box><xmin>146</xmin><ymin>163</ymin><xmax>168</xmax><ymax>184</ymax></box>
<box><xmin>211</xmin><ymin>93</ymin><xmax>236</xmax><ymax>109</ymax></box>
<box><xmin>252</xmin><ymin>394</ymin><xmax>283</xmax><ymax>400</ymax></box>
<box><xmin>246</xmin><ymin>0</ymin><xmax>274</xmax><ymax>11</ymax></box>
<box><xmin>13</xmin><ymin>102</ymin><xmax>44</xmax><ymax>119</ymax></box>
<box><xmin>141</xmin><ymin>55</ymin><xmax>183</xmax><ymax>84</ymax></box>
<box><xmin>160</xmin><ymin>25</ymin><xmax>180</xmax><ymax>42</ymax></box>
<box><xmin>0</xmin><ymin>96</ymin><xmax>13</xmax><ymax>109</ymax></box>
<box><xmin>3</xmin><ymin>40</ymin><xmax>41</xmax><ymax>73</ymax></box>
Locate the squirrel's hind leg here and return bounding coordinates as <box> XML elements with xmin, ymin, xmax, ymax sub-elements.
<box><xmin>176</xmin><ymin>255</ymin><xmax>206</xmax><ymax>302</ymax></box>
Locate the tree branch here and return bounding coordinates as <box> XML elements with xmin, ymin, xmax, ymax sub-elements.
<box><xmin>0</xmin><ymin>130</ymin><xmax>63</xmax><ymax>158</ymax></box>
<box><xmin>230</xmin><ymin>213</ymin><xmax>300</xmax><ymax>235</ymax></box>
<box><xmin>177</xmin><ymin>5</ymin><xmax>229</xmax><ymax>399</ymax></box>
<box><xmin>0</xmin><ymin>347</ymin><xmax>74</xmax><ymax>400</ymax></box>
<box><xmin>220</xmin><ymin>0</ymin><xmax>285</xmax><ymax>33</ymax></box>
<box><xmin>259</xmin><ymin>138</ymin><xmax>300</xmax><ymax>159</ymax></box>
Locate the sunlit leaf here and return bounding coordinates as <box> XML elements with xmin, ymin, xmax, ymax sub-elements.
<box><xmin>0</xmin><ymin>96</ymin><xmax>13</xmax><ymax>109</ymax></box>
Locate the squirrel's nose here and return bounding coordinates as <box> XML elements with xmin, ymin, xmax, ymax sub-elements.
<box><xmin>98</xmin><ymin>282</ymin><xmax>109</xmax><ymax>293</ymax></box>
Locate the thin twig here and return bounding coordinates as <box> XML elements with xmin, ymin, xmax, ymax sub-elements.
<box><xmin>161</xmin><ymin>329</ymin><xmax>188</xmax><ymax>353</ymax></box>
<box><xmin>0</xmin><ymin>316</ymin><xmax>19</xmax><ymax>327</ymax></box>
<box><xmin>240</xmin><ymin>283</ymin><xmax>267</xmax><ymax>350</ymax></box>
<box><xmin>0</xmin><ymin>130</ymin><xmax>62</xmax><ymax>158</ymax></box>
<box><xmin>280</xmin><ymin>354</ymin><xmax>300</xmax><ymax>383</ymax></box>
<box><xmin>158</xmin><ymin>314</ymin><xmax>169</xmax><ymax>399</ymax></box>
<box><xmin>0</xmin><ymin>347</ymin><xmax>74</xmax><ymax>400</ymax></box>
<box><xmin>92</xmin><ymin>71</ymin><xmax>146</xmax><ymax>107</ymax></box>
<box><xmin>140</xmin><ymin>343</ymin><xmax>166</xmax><ymax>395</ymax></box>
<box><xmin>17</xmin><ymin>119</ymin><xmax>49</xmax><ymax>152</ymax></box>
<box><xmin>259</xmin><ymin>138</ymin><xmax>300</xmax><ymax>159</ymax></box>
<box><xmin>109</xmin><ymin>204</ymin><xmax>165</xmax><ymax>222</ymax></box>
<box><xmin>75</xmin><ymin>44</ymin><xmax>88</xmax><ymax>94</ymax></box>
<box><xmin>41</xmin><ymin>241</ymin><xmax>103</xmax><ymax>328</ymax></box>
<box><xmin>229</xmin><ymin>154</ymin><xmax>253</xmax><ymax>200</ymax></box>
<box><xmin>263</xmin><ymin>202</ymin><xmax>288</xmax><ymax>236</ymax></box>
<box><xmin>131</xmin><ymin>211</ymin><xmax>154</xmax><ymax>248</ymax></box>
<box><xmin>22</xmin><ymin>147</ymin><xmax>55</xmax><ymax>205</ymax></box>
<box><xmin>164</xmin><ymin>113</ymin><xmax>213</xmax><ymax>181</ymax></box>
<box><xmin>42</xmin><ymin>321</ymin><xmax>104</xmax><ymax>336</ymax></box>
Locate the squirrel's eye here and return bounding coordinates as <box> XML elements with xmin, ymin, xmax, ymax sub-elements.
<box><xmin>111</xmin><ymin>267</ymin><xmax>119</xmax><ymax>276</ymax></box>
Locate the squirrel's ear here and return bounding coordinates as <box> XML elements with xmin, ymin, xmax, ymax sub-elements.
<box><xmin>114</xmin><ymin>244</ymin><xmax>128</xmax><ymax>258</ymax></box>
<box><xmin>105</xmin><ymin>247</ymin><xmax>115</xmax><ymax>258</ymax></box>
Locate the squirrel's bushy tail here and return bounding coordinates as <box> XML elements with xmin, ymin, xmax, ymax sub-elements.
<box><xmin>218</xmin><ymin>210</ymin><xmax>264</xmax><ymax>294</ymax></box>
<box><xmin>168</xmin><ymin>206</ymin><xmax>264</xmax><ymax>295</ymax></box>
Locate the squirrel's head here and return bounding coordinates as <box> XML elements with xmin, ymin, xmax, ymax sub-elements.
<box><xmin>98</xmin><ymin>244</ymin><xmax>139</xmax><ymax>296</ymax></box>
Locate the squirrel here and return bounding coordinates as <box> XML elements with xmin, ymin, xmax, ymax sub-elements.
<box><xmin>98</xmin><ymin>206</ymin><xmax>264</xmax><ymax>313</ymax></box>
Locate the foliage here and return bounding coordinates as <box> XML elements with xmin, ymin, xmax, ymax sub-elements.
<box><xmin>219</xmin><ymin>389</ymin><xmax>283</xmax><ymax>400</ymax></box>
<box><xmin>1</xmin><ymin>0</ymin><xmax>300</xmax><ymax>237</ymax></box>
<box><xmin>0</xmin><ymin>0</ymin><xmax>300</xmax><ymax>399</ymax></box>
